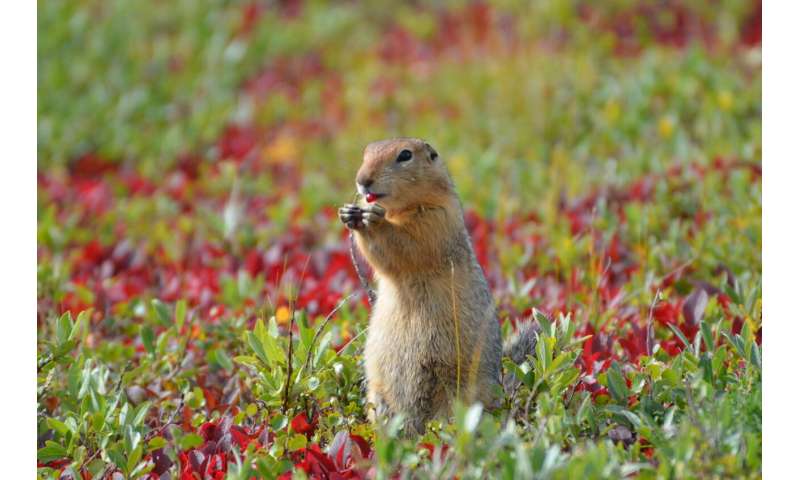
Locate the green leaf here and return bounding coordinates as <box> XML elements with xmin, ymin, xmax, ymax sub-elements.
<box><xmin>606</xmin><ymin>363</ymin><xmax>630</xmax><ymax>403</ymax></box>
<box><xmin>606</xmin><ymin>405</ymin><xmax>642</xmax><ymax>429</ymax></box>
<box><xmin>712</xmin><ymin>347</ymin><xmax>726</xmax><ymax>376</ymax></box>
<box><xmin>699</xmin><ymin>354</ymin><xmax>714</xmax><ymax>383</ymax></box>
<box><xmin>47</xmin><ymin>417</ymin><xmax>71</xmax><ymax>436</ymax></box>
<box><xmin>503</xmin><ymin>358</ymin><xmax>534</xmax><ymax>388</ymax></box>
<box><xmin>534</xmin><ymin>336</ymin><xmax>549</xmax><ymax>374</ymax></box>
<box><xmin>148</xmin><ymin>436</ymin><xmax>167</xmax><ymax>451</ymax></box>
<box><xmin>106</xmin><ymin>444</ymin><xmax>127</xmax><ymax>470</ymax></box>
<box><xmin>547</xmin><ymin>351</ymin><xmax>572</xmax><ymax>375</ymax></box>
<box><xmin>261</xmin><ymin>332</ymin><xmax>285</xmax><ymax>365</ymax></box>
<box><xmin>312</xmin><ymin>330</ymin><xmax>333</xmax><ymax>366</ymax></box>
<box><xmin>37</xmin><ymin>441</ymin><xmax>69</xmax><ymax>463</ymax></box>
<box><xmin>700</xmin><ymin>320</ymin><xmax>714</xmax><ymax>351</ymax></box>
<box><xmin>534</xmin><ymin>309</ymin><xmax>552</xmax><ymax>336</ymax></box>
<box><xmin>667</xmin><ymin>324</ymin><xmax>691</xmax><ymax>349</ymax></box>
<box><xmin>234</xmin><ymin>355</ymin><xmax>260</xmax><ymax>367</ymax></box>
<box><xmin>268</xmin><ymin>316</ymin><xmax>280</xmax><ymax>338</ymax></box>
<box><xmin>722</xmin><ymin>331</ymin><xmax>746</xmax><ymax>360</ymax></box>
<box><xmin>251</xmin><ymin>318</ymin><xmax>285</xmax><ymax>365</ymax></box>
<box><xmin>287</xmin><ymin>433</ymin><xmax>308</xmax><ymax>451</ymax></box>
<box><xmin>646</xmin><ymin>361</ymin><xmax>664</xmax><ymax>381</ymax></box>
<box><xmin>175</xmin><ymin>299</ymin><xmax>187</xmax><ymax>331</ymax></box>
<box><xmin>156</xmin><ymin>330</ymin><xmax>170</xmax><ymax>355</ymax></box>
<box><xmin>216</xmin><ymin>349</ymin><xmax>234</xmax><ymax>372</ymax></box>
<box><xmin>118</xmin><ymin>403</ymin><xmax>130</xmax><ymax>428</ymax></box>
<box><xmin>141</xmin><ymin>325</ymin><xmax>155</xmax><ymax>354</ymax></box>
<box><xmin>553</xmin><ymin>367</ymin><xmax>581</xmax><ymax>393</ymax></box>
<box><xmin>51</xmin><ymin>339</ymin><xmax>78</xmax><ymax>362</ymax></box>
<box><xmin>126</xmin><ymin>444</ymin><xmax>143</xmax><ymax>474</ymax></box>
<box><xmin>132</xmin><ymin>402</ymin><xmax>151</xmax><ymax>426</ymax></box>
<box><xmin>188</xmin><ymin>387</ymin><xmax>204</xmax><ymax>409</ymax></box>
<box><xmin>247</xmin><ymin>331</ymin><xmax>269</xmax><ymax>366</ymax></box>
<box><xmin>750</xmin><ymin>343</ymin><xmax>762</xmax><ymax>370</ymax></box>
<box><xmin>566</xmin><ymin>334</ymin><xmax>594</xmax><ymax>349</ymax></box>
<box><xmin>662</xmin><ymin>367</ymin><xmax>680</xmax><ymax>386</ymax></box>
<box><xmin>741</xmin><ymin>321</ymin><xmax>754</xmax><ymax>362</ymax></box>
<box><xmin>179</xmin><ymin>433</ymin><xmax>204</xmax><ymax>450</ymax></box>
<box><xmin>298</xmin><ymin>314</ymin><xmax>314</xmax><ymax>350</ymax></box>
<box><xmin>271</xmin><ymin>414</ymin><xmax>288</xmax><ymax>430</ymax></box>
<box><xmin>124</xmin><ymin>425</ymin><xmax>142</xmax><ymax>453</ymax></box>
<box><xmin>56</xmin><ymin>312</ymin><xmax>73</xmax><ymax>345</ymax></box>
<box><xmin>255</xmin><ymin>318</ymin><xmax>269</xmax><ymax>342</ymax></box>
<box><xmin>151</xmin><ymin>299</ymin><xmax>171</xmax><ymax>326</ymax></box>
<box><xmin>130</xmin><ymin>459</ymin><xmax>154</xmax><ymax>478</ymax></box>
<box><xmin>72</xmin><ymin>310</ymin><xmax>90</xmax><ymax>341</ymax></box>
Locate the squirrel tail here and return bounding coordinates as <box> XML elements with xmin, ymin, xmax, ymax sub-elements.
<box><xmin>501</xmin><ymin>318</ymin><xmax>541</xmax><ymax>393</ymax></box>
<box><xmin>502</xmin><ymin>319</ymin><xmax>540</xmax><ymax>365</ymax></box>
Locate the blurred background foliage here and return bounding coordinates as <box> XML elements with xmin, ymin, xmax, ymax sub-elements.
<box><xmin>38</xmin><ymin>0</ymin><xmax>760</xmax><ymax>217</ymax></box>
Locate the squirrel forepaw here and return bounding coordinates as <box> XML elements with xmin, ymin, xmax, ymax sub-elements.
<box><xmin>339</xmin><ymin>204</ymin><xmax>363</xmax><ymax>230</ymax></box>
<box><xmin>339</xmin><ymin>203</ymin><xmax>384</xmax><ymax>229</ymax></box>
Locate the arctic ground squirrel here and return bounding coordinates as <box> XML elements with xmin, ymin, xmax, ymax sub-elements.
<box><xmin>339</xmin><ymin>137</ymin><xmax>536</xmax><ymax>434</ymax></box>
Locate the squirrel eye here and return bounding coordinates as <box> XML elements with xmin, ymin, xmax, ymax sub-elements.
<box><xmin>396</xmin><ymin>149</ymin><xmax>413</xmax><ymax>163</ymax></box>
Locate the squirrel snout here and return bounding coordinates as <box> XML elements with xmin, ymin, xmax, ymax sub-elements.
<box><xmin>357</xmin><ymin>177</ymin><xmax>374</xmax><ymax>189</ymax></box>
<box><xmin>356</xmin><ymin>176</ymin><xmax>374</xmax><ymax>195</ymax></box>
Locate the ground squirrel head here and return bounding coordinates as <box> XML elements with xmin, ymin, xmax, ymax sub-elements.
<box><xmin>356</xmin><ymin>138</ymin><xmax>454</xmax><ymax>213</ymax></box>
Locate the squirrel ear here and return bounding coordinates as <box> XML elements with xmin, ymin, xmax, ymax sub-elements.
<box><xmin>425</xmin><ymin>143</ymin><xmax>439</xmax><ymax>161</ymax></box>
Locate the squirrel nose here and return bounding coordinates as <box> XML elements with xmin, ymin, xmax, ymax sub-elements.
<box><xmin>357</xmin><ymin>177</ymin><xmax>374</xmax><ymax>189</ymax></box>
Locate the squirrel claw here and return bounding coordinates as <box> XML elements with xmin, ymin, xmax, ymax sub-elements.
<box><xmin>339</xmin><ymin>204</ymin><xmax>366</xmax><ymax>229</ymax></box>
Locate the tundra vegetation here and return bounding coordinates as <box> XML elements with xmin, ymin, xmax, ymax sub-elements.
<box><xmin>38</xmin><ymin>1</ymin><xmax>761</xmax><ymax>478</ymax></box>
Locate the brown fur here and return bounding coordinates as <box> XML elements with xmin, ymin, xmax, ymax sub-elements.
<box><xmin>339</xmin><ymin>138</ymin><xmax>503</xmax><ymax>435</ymax></box>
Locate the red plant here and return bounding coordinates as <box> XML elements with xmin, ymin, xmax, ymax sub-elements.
<box><xmin>290</xmin><ymin>411</ymin><xmax>318</xmax><ymax>436</ymax></box>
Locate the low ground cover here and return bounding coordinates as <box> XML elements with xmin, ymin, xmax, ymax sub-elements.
<box><xmin>37</xmin><ymin>2</ymin><xmax>761</xmax><ymax>478</ymax></box>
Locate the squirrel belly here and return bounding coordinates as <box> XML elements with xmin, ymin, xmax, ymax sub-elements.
<box><xmin>362</xmin><ymin>230</ymin><xmax>503</xmax><ymax>429</ymax></box>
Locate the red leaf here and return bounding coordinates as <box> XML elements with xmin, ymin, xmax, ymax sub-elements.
<box><xmin>290</xmin><ymin>412</ymin><xmax>317</xmax><ymax>435</ymax></box>
<box><xmin>199</xmin><ymin>422</ymin><xmax>218</xmax><ymax>442</ymax></box>
<box><xmin>653</xmin><ymin>301</ymin><xmax>680</xmax><ymax>326</ymax></box>
<box><xmin>682</xmin><ymin>289</ymin><xmax>709</xmax><ymax>328</ymax></box>
<box><xmin>218</xmin><ymin>124</ymin><xmax>258</xmax><ymax>161</ymax></box>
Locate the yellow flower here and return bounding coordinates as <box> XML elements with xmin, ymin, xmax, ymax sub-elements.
<box><xmin>275</xmin><ymin>305</ymin><xmax>292</xmax><ymax>325</ymax></box>
<box><xmin>717</xmin><ymin>90</ymin><xmax>734</xmax><ymax>111</ymax></box>
<box><xmin>658</xmin><ymin>116</ymin><xmax>675</xmax><ymax>138</ymax></box>
<box><xmin>262</xmin><ymin>135</ymin><xmax>299</xmax><ymax>165</ymax></box>
<box><xmin>604</xmin><ymin>100</ymin><xmax>621</xmax><ymax>124</ymax></box>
